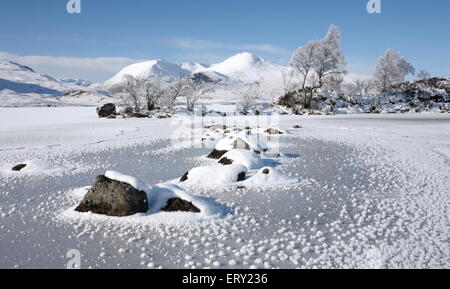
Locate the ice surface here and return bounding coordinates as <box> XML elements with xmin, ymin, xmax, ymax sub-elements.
<box><xmin>0</xmin><ymin>108</ymin><xmax>449</xmax><ymax>269</ymax></box>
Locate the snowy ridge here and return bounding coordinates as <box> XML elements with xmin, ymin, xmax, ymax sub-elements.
<box><xmin>106</xmin><ymin>60</ymin><xmax>191</xmax><ymax>85</ymax></box>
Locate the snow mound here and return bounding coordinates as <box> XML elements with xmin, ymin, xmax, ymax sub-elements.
<box><xmin>148</xmin><ymin>183</ymin><xmax>227</xmax><ymax>217</ymax></box>
<box><xmin>0</xmin><ymin>159</ymin><xmax>73</xmax><ymax>176</ymax></box>
<box><xmin>106</xmin><ymin>60</ymin><xmax>191</xmax><ymax>85</ymax></box>
<box><xmin>240</xmin><ymin>167</ymin><xmax>299</xmax><ymax>187</ymax></box>
<box><xmin>180</xmin><ymin>164</ymin><xmax>247</xmax><ymax>188</ymax></box>
<box><xmin>105</xmin><ymin>170</ymin><xmax>149</xmax><ymax>192</ymax></box>
<box><xmin>218</xmin><ymin>149</ymin><xmax>264</xmax><ymax>170</ymax></box>
<box><xmin>215</xmin><ymin>132</ymin><xmax>269</xmax><ymax>153</ymax></box>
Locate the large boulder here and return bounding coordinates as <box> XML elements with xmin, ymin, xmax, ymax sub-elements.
<box><xmin>75</xmin><ymin>175</ymin><xmax>149</xmax><ymax>216</ymax></box>
<box><xmin>96</xmin><ymin>103</ymin><xmax>116</xmax><ymax>118</ymax></box>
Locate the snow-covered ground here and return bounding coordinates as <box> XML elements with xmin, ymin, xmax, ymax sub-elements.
<box><xmin>0</xmin><ymin>107</ymin><xmax>449</xmax><ymax>268</ymax></box>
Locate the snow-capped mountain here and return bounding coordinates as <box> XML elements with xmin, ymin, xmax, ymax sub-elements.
<box><xmin>105</xmin><ymin>52</ymin><xmax>284</xmax><ymax>87</ymax></box>
<box><xmin>0</xmin><ymin>60</ymin><xmax>67</xmax><ymax>93</ymax></box>
<box><xmin>106</xmin><ymin>60</ymin><xmax>191</xmax><ymax>85</ymax></box>
<box><xmin>202</xmin><ymin>52</ymin><xmax>284</xmax><ymax>83</ymax></box>
<box><xmin>0</xmin><ymin>59</ymin><xmax>111</xmax><ymax>107</ymax></box>
<box><xmin>181</xmin><ymin>62</ymin><xmax>209</xmax><ymax>73</ymax></box>
<box><xmin>59</xmin><ymin>78</ymin><xmax>92</xmax><ymax>87</ymax></box>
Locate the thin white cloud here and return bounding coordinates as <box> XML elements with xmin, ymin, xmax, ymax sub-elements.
<box><xmin>168</xmin><ymin>37</ymin><xmax>290</xmax><ymax>55</ymax></box>
<box><xmin>0</xmin><ymin>52</ymin><xmax>142</xmax><ymax>82</ymax></box>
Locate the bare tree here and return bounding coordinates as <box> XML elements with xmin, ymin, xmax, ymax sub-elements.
<box><xmin>183</xmin><ymin>78</ymin><xmax>214</xmax><ymax>111</ymax></box>
<box><xmin>238</xmin><ymin>82</ymin><xmax>260</xmax><ymax>114</ymax></box>
<box><xmin>143</xmin><ymin>76</ymin><xmax>167</xmax><ymax>111</ymax></box>
<box><xmin>288</xmin><ymin>25</ymin><xmax>346</xmax><ymax>108</ymax></box>
<box><xmin>417</xmin><ymin>70</ymin><xmax>431</xmax><ymax>80</ymax></box>
<box><xmin>123</xmin><ymin>75</ymin><xmax>143</xmax><ymax>112</ymax></box>
<box><xmin>161</xmin><ymin>77</ymin><xmax>186</xmax><ymax>109</ymax></box>
<box><xmin>343</xmin><ymin>77</ymin><xmax>376</xmax><ymax>100</ymax></box>
<box><xmin>374</xmin><ymin>48</ymin><xmax>415</xmax><ymax>93</ymax></box>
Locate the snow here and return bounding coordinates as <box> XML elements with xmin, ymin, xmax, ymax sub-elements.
<box><xmin>240</xmin><ymin>167</ymin><xmax>299</xmax><ymax>187</ymax></box>
<box><xmin>202</xmin><ymin>52</ymin><xmax>283</xmax><ymax>84</ymax></box>
<box><xmin>106</xmin><ymin>60</ymin><xmax>191</xmax><ymax>85</ymax></box>
<box><xmin>148</xmin><ymin>183</ymin><xmax>227</xmax><ymax>217</ymax></box>
<box><xmin>105</xmin><ymin>170</ymin><xmax>149</xmax><ymax>192</ymax></box>
<box><xmin>0</xmin><ymin>159</ymin><xmax>73</xmax><ymax>177</ymax></box>
<box><xmin>214</xmin><ymin>133</ymin><xmax>269</xmax><ymax>153</ymax></box>
<box><xmin>0</xmin><ymin>108</ymin><xmax>449</xmax><ymax>269</ymax></box>
<box><xmin>218</xmin><ymin>149</ymin><xmax>264</xmax><ymax>170</ymax></box>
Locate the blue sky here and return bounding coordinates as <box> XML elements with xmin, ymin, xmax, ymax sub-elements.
<box><xmin>0</xmin><ymin>0</ymin><xmax>449</xmax><ymax>81</ymax></box>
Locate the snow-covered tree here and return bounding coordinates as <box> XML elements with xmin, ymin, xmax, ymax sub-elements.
<box><xmin>417</xmin><ymin>70</ymin><xmax>431</xmax><ymax>80</ymax></box>
<box><xmin>143</xmin><ymin>76</ymin><xmax>168</xmax><ymax>111</ymax></box>
<box><xmin>288</xmin><ymin>25</ymin><xmax>346</xmax><ymax>108</ymax></box>
<box><xmin>238</xmin><ymin>82</ymin><xmax>260</xmax><ymax>114</ymax></box>
<box><xmin>122</xmin><ymin>75</ymin><xmax>143</xmax><ymax>112</ymax></box>
<box><xmin>374</xmin><ymin>48</ymin><xmax>415</xmax><ymax>93</ymax></box>
<box><xmin>343</xmin><ymin>77</ymin><xmax>376</xmax><ymax>100</ymax></box>
<box><xmin>183</xmin><ymin>78</ymin><xmax>214</xmax><ymax>111</ymax></box>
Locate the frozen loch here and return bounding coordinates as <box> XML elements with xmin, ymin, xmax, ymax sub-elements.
<box><xmin>0</xmin><ymin>107</ymin><xmax>449</xmax><ymax>269</ymax></box>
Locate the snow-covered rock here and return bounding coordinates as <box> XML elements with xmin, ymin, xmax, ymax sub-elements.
<box><xmin>179</xmin><ymin>164</ymin><xmax>247</xmax><ymax>187</ymax></box>
<box><xmin>148</xmin><ymin>183</ymin><xmax>226</xmax><ymax>217</ymax></box>
<box><xmin>218</xmin><ymin>149</ymin><xmax>264</xmax><ymax>170</ymax></box>
<box><xmin>240</xmin><ymin>167</ymin><xmax>299</xmax><ymax>187</ymax></box>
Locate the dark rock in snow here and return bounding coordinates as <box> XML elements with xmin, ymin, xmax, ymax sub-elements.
<box><xmin>96</xmin><ymin>103</ymin><xmax>116</xmax><ymax>118</ymax></box>
<box><xmin>218</xmin><ymin>157</ymin><xmax>233</xmax><ymax>165</ymax></box>
<box><xmin>162</xmin><ymin>198</ymin><xmax>200</xmax><ymax>213</ymax></box>
<box><xmin>11</xmin><ymin>164</ymin><xmax>27</xmax><ymax>171</ymax></box>
<box><xmin>206</xmin><ymin>149</ymin><xmax>228</xmax><ymax>159</ymax></box>
<box><xmin>237</xmin><ymin>172</ymin><xmax>246</xmax><ymax>181</ymax></box>
<box><xmin>262</xmin><ymin>168</ymin><xmax>270</xmax><ymax>175</ymax></box>
<box><xmin>179</xmin><ymin>171</ymin><xmax>189</xmax><ymax>182</ymax></box>
<box><xmin>75</xmin><ymin>175</ymin><xmax>148</xmax><ymax>216</ymax></box>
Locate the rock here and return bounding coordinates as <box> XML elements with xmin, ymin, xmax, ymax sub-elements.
<box><xmin>209</xmin><ymin>124</ymin><xmax>226</xmax><ymax>131</ymax></box>
<box><xmin>265</xmin><ymin>128</ymin><xmax>283</xmax><ymax>135</ymax></box>
<box><xmin>206</xmin><ymin>149</ymin><xmax>229</xmax><ymax>159</ymax></box>
<box><xmin>162</xmin><ymin>198</ymin><xmax>200</xmax><ymax>213</ymax></box>
<box><xmin>75</xmin><ymin>175</ymin><xmax>149</xmax><ymax>216</ymax></box>
<box><xmin>121</xmin><ymin>107</ymin><xmax>134</xmax><ymax>115</ymax></box>
<box><xmin>96</xmin><ymin>103</ymin><xmax>116</xmax><ymax>118</ymax></box>
<box><xmin>131</xmin><ymin>112</ymin><xmax>149</xmax><ymax>118</ymax></box>
<box><xmin>180</xmin><ymin>171</ymin><xmax>189</xmax><ymax>182</ymax></box>
<box><xmin>218</xmin><ymin>157</ymin><xmax>234</xmax><ymax>165</ymax></box>
<box><xmin>233</xmin><ymin>138</ymin><xmax>251</xmax><ymax>150</ymax></box>
<box><xmin>262</xmin><ymin>168</ymin><xmax>270</xmax><ymax>175</ymax></box>
<box><xmin>237</xmin><ymin>172</ymin><xmax>246</xmax><ymax>181</ymax></box>
<box><xmin>156</xmin><ymin>113</ymin><xmax>171</xmax><ymax>119</ymax></box>
<box><xmin>11</xmin><ymin>164</ymin><xmax>27</xmax><ymax>171</ymax></box>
